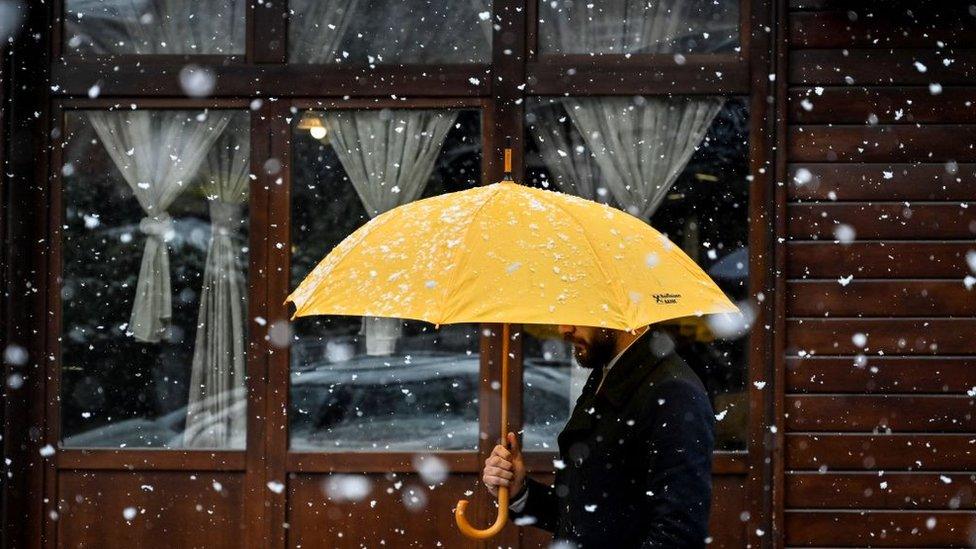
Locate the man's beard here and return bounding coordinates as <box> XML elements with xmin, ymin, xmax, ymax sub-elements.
<box><xmin>571</xmin><ymin>330</ymin><xmax>617</xmax><ymax>370</ymax></box>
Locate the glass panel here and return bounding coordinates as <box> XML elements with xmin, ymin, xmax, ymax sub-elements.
<box><xmin>289</xmin><ymin>108</ymin><xmax>483</xmax><ymax>451</ymax></box>
<box><xmin>288</xmin><ymin>0</ymin><xmax>491</xmax><ymax>64</ymax></box>
<box><xmin>522</xmin><ymin>96</ymin><xmax>751</xmax><ymax>451</ymax></box>
<box><xmin>64</xmin><ymin>0</ymin><xmax>246</xmax><ymax>55</ymax></box>
<box><xmin>537</xmin><ymin>0</ymin><xmax>739</xmax><ymax>55</ymax></box>
<box><xmin>61</xmin><ymin>109</ymin><xmax>250</xmax><ymax>449</ymax></box>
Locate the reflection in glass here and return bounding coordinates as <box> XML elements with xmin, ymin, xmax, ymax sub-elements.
<box><xmin>61</xmin><ymin>110</ymin><xmax>250</xmax><ymax>449</ymax></box>
<box><xmin>289</xmin><ymin>109</ymin><xmax>485</xmax><ymax>451</ymax></box>
<box><xmin>64</xmin><ymin>0</ymin><xmax>245</xmax><ymax>55</ymax></box>
<box><xmin>288</xmin><ymin>0</ymin><xmax>491</xmax><ymax>64</ymax></box>
<box><xmin>522</xmin><ymin>96</ymin><xmax>751</xmax><ymax>451</ymax></box>
<box><xmin>538</xmin><ymin>0</ymin><xmax>739</xmax><ymax>55</ymax></box>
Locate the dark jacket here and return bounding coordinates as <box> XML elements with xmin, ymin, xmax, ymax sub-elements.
<box><xmin>513</xmin><ymin>333</ymin><xmax>715</xmax><ymax>548</ymax></box>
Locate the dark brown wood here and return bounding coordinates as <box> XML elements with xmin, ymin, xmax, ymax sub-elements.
<box><xmin>786</xmin><ymin>434</ymin><xmax>976</xmax><ymax>471</ymax></box>
<box><xmin>263</xmin><ymin>101</ymin><xmax>292</xmax><ymax>549</ymax></box>
<box><xmin>785</xmin><ymin>395</ymin><xmax>976</xmax><ymax>432</ymax></box>
<box><xmin>244</xmin><ymin>101</ymin><xmax>274</xmax><ymax>549</ymax></box>
<box><xmin>789</xmin><ymin>87</ymin><xmax>976</xmax><ymax>125</ymax></box>
<box><xmin>56</xmin><ymin>450</ymin><xmax>247</xmax><ymax>471</ymax></box>
<box><xmin>784</xmin><ymin>510</ymin><xmax>976</xmax><ymax>547</ymax></box>
<box><xmin>51</xmin><ymin>62</ymin><xmax>491</xmax><ymax>98</ymax></box>
<box><xmin>787</xmin><ymin>357</ymin><xmax>976</xmax><ymax>394</ymax></box>
<box><xmin>786</xmin><ymin>472</ymin><xmax>976</xmax><ymax>509</ymax></box>
<box><xmin>788</xmin><ymin>280</ymin><xmax>976</xmax><ymax>317</ymax></box>
<box><xmin>250</xmin><ymin>0</ymin><xmax>288</xmax><ymax>64</ymax></box>
<box><xmin>286</xmin><ymin>452</ymin><xmax>481</xmax><ymax>474</ymax></box>
<box><xmin>788</xmin><ymin>202</ymin><xmax>976</xmax><ymax>240</ymax></box>
<box><xmin>789</xmin><ymin>49</ymin><xmax>976</xmax><ymax>85</ymax></box>
<box><xmin>788</xmin><ymin>163</ymin><xmax>976</xmax><ymax>202</ymax></box>
<box><xmin>786</xmin><ymin>318</ymin><xmax>976</xmax><ymax>355</ymax></box>
<box><xmin>790</xmin><ymin>125</ymin><xmax>976</xmax><ymax>163</ymax></box>
<box><xmin>57</xmin><ymin>471</ymin><xmax>245</xmax><ymax>549</ymax></box>
<box><xmin>786</xmin><ymin>242</ymin><xmax>974</xmax><ymax>278</ymax></box>
<box><xmin>526</xmin><ymin>56</ymin><xmax>750</xmax><ymax>95</ymax></box>
<box><xmin>789</xmin><ymin>10</ymin><xmax>976</xmax><ymax>49</ymax></box>
<box><xmin>286</xmin><ymin>473</ymin><xmax>478</xmax><ymax>549</ymax></box>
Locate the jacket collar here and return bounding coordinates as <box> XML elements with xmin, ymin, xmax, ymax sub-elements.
<box><xmin>595</xmin><ymin>329</ymin><xmax>668</xmax><ymax>410</ymax></box>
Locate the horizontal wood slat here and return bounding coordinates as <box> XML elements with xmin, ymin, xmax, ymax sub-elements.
<box><xmin>786</xmin><ymin>395</ymin><xmax>976</xmax><ymax>433</ymax></box>
<box><xmin>784</xmin><ymin>510</ymin><xmax>976</xmax><ymax>546</ymax></box>
<box><xmin>786</xmin><ymin>472</ymin><xmax>976</xmax><ymax>509</ymax></box>
<box><xmin>786</xmin><ymin>434</ymin><xmax>976</xmax><ymax>471</ymax></box>
<box><xmin>787</xmin><ymin>280</ymin><xmax>976</xmax><ymax>317</ymax></box>
<box><xmin>788</xmin><ymin>203</ymin><xmax>976</xmax><ymax>240</ymax></box>
<box><xmin>56</xmin><ymin>450</ymin><xmax>247</xmax><ymax>471</ymax></box>
<box><xmin>790</xmin><ymin>11</ymin><xmax>976</xmax><ymax>49</ymax></box>
<box><xmin>790</xmin><ymin>49</ymin><xmax>976</xmax><ymax>85</ymax></box>
<box><xmin>790</xmin><ymin>125</ymin><xmax>976</xmax><ymax>163</ymax></box>
<box><xmin>786</xmin><ymin>318</ymin><xmax>976</xmax><ymax>355</ymax></box>
<box><xmin>789</xmin><ymin>87</ymin><xmax>976</xmax><ymax>125</ymax></box>
<box><xmin>786</xmin><ymin>242</ymin><xmax>975</xmax><ymax>278</ymax></box>
<box><xmin>787</xmin><ymin>357</ymin><xmax>976</xmax><ymax>393</ymax></box>
<box><xmin>788</xmin><ymin>163</ymin><xmax>976</xmax><ymax>201</ymax></box>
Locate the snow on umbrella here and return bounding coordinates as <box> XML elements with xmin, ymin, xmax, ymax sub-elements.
<box><xmin>286</xmin><ymin>150</ymin><xmax>739</xmax><ymax>539</ymax></box>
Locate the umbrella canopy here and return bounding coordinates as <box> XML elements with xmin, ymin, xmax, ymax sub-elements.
<box><xmin>287</xmin><ymin>167</ymin><xmax>740</xmax><ymax>539</ymax></box>
<box><xmin>287</xmin><ymin>180</ymin><xmax>738</xmax><ymax>330</ymax></box>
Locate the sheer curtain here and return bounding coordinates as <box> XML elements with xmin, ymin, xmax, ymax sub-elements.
<box><xmin>65</xmin><ymin>0</ymin><xmax>244</xmax><ymax>54</ymax></box>
<box><xmin>184</xmin><ymin>118</ymin><xmax>249</xmax><ymax>448</ymax></box>
<box><xmin>287</xmin><ymin>0</ymin><xmax>360</xmax><ymax>63</ymax></box>
<box><xmin>324</xmin><ymin>109</ymin><xmax>458</xmax><ymax>355</ymax></box>
<box><xmin>88</xmin><ymin>110</ymin><xmax>231</xmax><ymax>342</ymax></box>
<box><xmin>564</xmin><ymin>96</ymin><xmax>724</xmax><ymax>221</ymax></box>
<box><xmin>539</xmin><ymin>0</ymin><xmax>687</xmax><ymax>55</ymax></box>
<box><xmin>527</xmin><ymin>102</ymin><xmax>602</xmax><ymax>200</ymax></box>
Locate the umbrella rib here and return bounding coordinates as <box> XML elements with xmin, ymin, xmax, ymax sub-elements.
<box><xmin>439</xmin><ymin>184</ymin><xmax>503</xmax><ymax>323</ymax></box>
<box><xmin>543</xmin><ymin>196</ymin><xmax>631</xmax><ymax>328</ymax></box>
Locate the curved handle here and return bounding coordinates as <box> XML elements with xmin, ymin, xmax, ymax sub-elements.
<box><xmin>455</xmin><ymin>487</ymin><xmax>508</xmax><ymax>540</ymax></box>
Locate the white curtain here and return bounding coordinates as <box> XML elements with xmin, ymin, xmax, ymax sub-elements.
<box><xmin>526</xmin><ymin>102</ymin><xmax>602</xmax><ymax>200</ymax></box>
<box><xmin>563</xmin><ymin>96</ymin><xmax>724</xmax><ymax>220</ymax></box>
<box><xmin>88</xmin><ymin>110</ymin><xmax>231</xmax><ymax>342</ymax></box>
<box><xmin>287</xmin><ymin>0</ymin><xmax>360</xmax><ymax>63</ymax></box>
<box><xmin>184</xmin><ymin>118</ymin><xmax>249</xmax><ymax>448</ymax></box>
<box><xmin>65</xmin><ymin>0</ymin><xmax>244</xmax><ymax>54</ymax></box>
<box><xmin>538</xmin><ymin>0</ymin><xmax>687</xmax><ymax>55</ymax></box>
<box><xmin>324</xmin><ymin>109</ymin><xmax>458</xmax><ymax>355</ymax></box>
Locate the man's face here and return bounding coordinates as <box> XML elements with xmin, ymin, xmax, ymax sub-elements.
<box><xmin>558</xmin><ymin>325</ymin><xmax>617</xmax><ymax>370</ymax></box>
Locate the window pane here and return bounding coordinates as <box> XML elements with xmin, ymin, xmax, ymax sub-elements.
<box><xmin>522</xmin><ymin>96</ymin><xmax>751</xmax><ymax>451</ymax></box>
<box><xmin>288</xmin><ymin>0</ymin><xmax>491</xmax><ymax>64</ymax></box>
<box><xmin>289</xmin><ymin>108</ymin><xmax>483</xmax><ymax>451</ymax></box>
<box><xmin>61</xmin><ymin>110</ymin><xmax>250</xmax><ymax>449</ymax></box>
<box><xmin>64</xmin><ymin>0</ymin><xmax>245</xmax><ymax>55</ymax></box>
<box><xmin>537</xmin><ymin>0</ymin><xmax>739</xmax><ymax>55</ymax></box>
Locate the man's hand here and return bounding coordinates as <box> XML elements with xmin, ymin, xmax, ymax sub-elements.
<box><xmin>482</xmin><ymin>432</ymin><xmax>525</xmax><ymax>499</ymax></box>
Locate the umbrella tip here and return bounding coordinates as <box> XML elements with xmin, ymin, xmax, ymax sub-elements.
<box><xmin>502</xmin><ymin>137</ymin><xmax>513</xmax><ymax>182</ymax></box>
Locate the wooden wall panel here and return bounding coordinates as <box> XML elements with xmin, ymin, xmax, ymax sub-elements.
<box><xmin>786</xmin><ymin>434</ymin><xmax>976</xmax><ymax>471</ymax></box>
<box><xmin>781</xmin><ymin>3</ymin><xmax>976</xmax><ymax>546</ymax></box>
<box><xmin>788</xmin><ymin>203</ymin><xmax>976</xmax><ymax>240</ymax></box>
<box><xmin>786</xmin><ymin>242</ymin><xmax>973</xmax><ymax>278</ymax></box>
<box><xmin>787</xmin><ymin>281</ymin><xmax>976</xmax><ymax>317</ymax></box>
<box><xmin>786</xmin><ymin>357</ymin><xmax>976</xmax><ymax>393</ymax></box>
<box><xmin>788</xmin><ymin>163</ymin><xmax>976</xmax><ymax>201</ymax></box>
<box><xmin>286</xmin><ymin>473</ymin><xmax>485</xmax><ymax>548</ymax></box>
<box><xmin>784</xmin><ymin>511</ymin><xmax>976</xmax><ymax>547</ymax></box>
<box><xmin>786</xmin><ymin>472</ymin><xmax>976</xmax><ymax>509</ymax></box>
<box><xmin>57</xmin><ymin>471</ymin><xmax>245</xmax><ymax>549</ymax></box>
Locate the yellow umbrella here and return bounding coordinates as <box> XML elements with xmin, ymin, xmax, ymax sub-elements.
<box><xmin>287</xmin><ymin>151</ymin><xmax>739</xmax><ymax>539</ymax></box>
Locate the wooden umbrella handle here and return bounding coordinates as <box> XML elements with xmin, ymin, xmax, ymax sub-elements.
<box><xmin>455</xmin><ymin>323</ymin><xmax>511</xmax><ymax>539</ymax></box>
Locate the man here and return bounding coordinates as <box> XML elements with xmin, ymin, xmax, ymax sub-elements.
<box><xmin>482</xmin><ymin>324</ymin><xmax>714</xmax><ymax>548</ymax></box>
